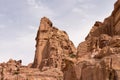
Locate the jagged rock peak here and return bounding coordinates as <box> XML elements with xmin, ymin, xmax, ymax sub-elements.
<box><xmin>32</xmin><ymin>17</ymin><xmax>76</xmax><ymax>70</ymax></box>
<box><xmin>40</xmin><ymin>17</ymin><xmax>53</xmax><ymax>27</ymax></box>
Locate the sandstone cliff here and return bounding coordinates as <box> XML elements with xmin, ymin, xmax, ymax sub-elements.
<box><xmin>0</xmin><ymin>0</ymin><xmax>120</xmax><ymax>80</ymax></box>
<box><xmin>32</xmin><ymin>17</ymin><xmax>76</xmax><ymax>70</ymax></box>
<box><xmin>63</xmin><ymin>0</ymin><xmax>120</xmax><ymax>80</ymax></box>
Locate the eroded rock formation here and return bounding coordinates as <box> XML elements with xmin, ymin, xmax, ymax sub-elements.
<box><xmin>63</xmin><ymin>0</ymin><xmax>120</xmax><ymax>80</ymax></box>
<box><xmin>0</xmin><ymin>0</ymin><xmax>120</xmax><ymax>80</ymax></box>
<box><xmin>0</xmin><ymin>59</ymin><xmax>63</xmax><ymax>80</ymax></box>
<box><xmin>32</xmin><ymin>17</ymin><xmax>76</xmax><ymax>70</ymax></box>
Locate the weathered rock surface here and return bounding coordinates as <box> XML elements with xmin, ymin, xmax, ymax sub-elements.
<box><xmin>0</xmin><ymin>0</ymin><xmax>120</xmax><ymax>80</ymax></box>
<box><xmin>0</xmin><ymin>17</ymin><xmax>76</xmax><ymax>80</ymax></box>
<box><xmin>0</xmin><ymin>59</ymin><xmax>63</xmax><ymax>80</ymax></box>
<box><xmin>32</xmin><ymin>17</ymin><xmax>76</xmax><ymax>70</ymax></box>
<box><xmin>63</xmin><ymin>0</ymin><xmax>120</xmax><ymax>80</ymax></box>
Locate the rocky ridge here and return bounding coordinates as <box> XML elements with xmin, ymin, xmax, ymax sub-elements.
<box><xmin>0</xmin><ymin>59</ymin><xmax>63</xmax><ymax>80</ymax></box>
<box><xmin>63</xmin><ymin>0</ymin><xmax>120</xmax><ymax>80</ymax></box>
<box><xmin>0</xmin><ymin>0</ymin><xmax>120</xmax><ymax>80</ymax></box>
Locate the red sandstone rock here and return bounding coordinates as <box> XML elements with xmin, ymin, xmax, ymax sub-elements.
<box><xmin>63</xmin><ymin>0</ymin><xmax>120</xmax><ymax>80</ymax></box>
<box><xmin>0</xmin><ymin>59</ymin><xmax>63</xmax><ymax>80</ymax></box>
<box><xmin>0</xmin><ymin>0</ymin><xmax>120</xmax><ymax>80</ymax></box>
<box><xmin>32</xmin><ymin>17</ymin><xmax>76</xmax><ymax>70</ymax></box>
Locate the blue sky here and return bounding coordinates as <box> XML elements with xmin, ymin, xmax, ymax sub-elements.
<box><xmin>0</xmin><ymin>0</ymin><xmax>117</xmax><ymax>65</ymax></box>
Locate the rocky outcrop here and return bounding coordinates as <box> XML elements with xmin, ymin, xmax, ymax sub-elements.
<box><xmin>0</xmin><ymin>17</ymin><xmax>76</xmax><ymax>80</ymax></box>
<box><xmin>0</xmin><ymin>59</ymin><xmax>63</xmax><ymax>80</ymax></box>
<box><xmin>63</xmin><ymin>0</ymin><xmax>120</xmax><ymax>80</ymax></box>
<box><xmin>32</xmin><ymin>17</ymin><xmax>76</xmax><ymax>70</ymax></box>
<box><xmin>0</xmin><ymin>0</ymin><xmax>119</xmax><ymax>80</ymax></box>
